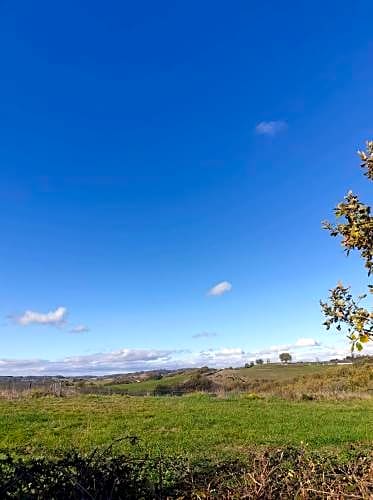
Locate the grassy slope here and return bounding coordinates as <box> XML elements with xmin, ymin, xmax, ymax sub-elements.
<box><xmin>106</xmin><ymin>372</ymin><xmax>191</xmax><ymax>393</ymax></box>
<box><xmin>105</xmin><ymin>365</ymin><xmax>337</xmax><ymax>394</ymax></box>
<box><xmin>223</xmin><ymin>364</ymin><xmax>336</xmax><ymax>380</ymax></box>
<box><xmin>209</xmin><ymin>364</ymin><xmax>373</xmax><ymax>395</ymax></box>
<box><xmin>0</xmin><ymin>395</ymin><xmax>372</xmax><ymax>458</ymax></box>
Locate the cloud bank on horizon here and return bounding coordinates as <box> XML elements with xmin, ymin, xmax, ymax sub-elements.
<box><xmin>0</xmin><ymin>337</ymin><xmax>368</xmax><ymax>376</ymax></box>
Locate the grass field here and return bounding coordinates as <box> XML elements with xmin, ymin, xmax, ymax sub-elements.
<box><xmin>103</xmin><ymin>363</ymin><xmax>373</xmax><ymax>395</ymax></box>
<box><xmin>106</xmin><ymin>372</ymin><xmax>190</xmax><ymax>393</ymax></box>
<box><xmin>0</xmin><ymin>394</ymin><xmax>372</xmax><ymax>459</ymax></box>
<box><xmin>103</xmin><ymin>364</ymin><xmax>349</xmax><ymax>395</ymax></box>
<box><xmin>219</xmin><ymin>363</ymin><xmax>338</xmax><ymax>380</ymax></box>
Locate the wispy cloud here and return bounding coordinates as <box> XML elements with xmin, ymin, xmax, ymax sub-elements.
<box><xmin>192</xmin><ymin>332</ymin><xmax>218</xmax><ymax>339</ymax></box>
<box><xmin>15</xmin><ymin>307</ymin><xmax>67</xmax><ymax>327</ymax></box>
<box><xmin>255</xmin><ymin>120</ymin><xmax>287</xmax><ymax>136</ymax></box>
<box><xmin>207</xmin><ymin>281</ymin><xmax>232</xmax><ymax>296</ymax></box>
<box><xmin>69</xmin><ymin>325</ymin><xmax>90</xmax><ymax>334</ymax></box>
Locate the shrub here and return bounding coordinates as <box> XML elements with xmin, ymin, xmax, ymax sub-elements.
<box><xmin>153</xmin><ymin>383</ymin><xmax>175</xmax><ymax>395</ymax></box>
<box><xmin>0</xmin><ymin>446</ymin><xmax>371</xmax><ymax>499</ymax></box>
<box><xmin>181</xmin><ymin>373</ymin><xmax>215</xmax><ymax>392</ymax></box>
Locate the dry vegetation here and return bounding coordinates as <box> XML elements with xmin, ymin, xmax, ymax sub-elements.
<box><xmin>207</xmin><ymin>363</ymin><xmax>373</xmax><ymax>400</ymax></box>
<box><xmin>0</xmin><ymin>445</ymin><xmax>371</xmax><ymax>499</ymax></box>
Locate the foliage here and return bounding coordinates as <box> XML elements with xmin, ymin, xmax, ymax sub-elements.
<box><xmin>151</xmin><ymin>372</ymin><xmax>217</xmax><ymax>395</ymax></box>
<box><xmin>255</xmin><ymin>358</ymin><xmax>264</xmax><ymax>365</ymax></box>
<box><xmin>279</xmin><ymin>352</ymin><xmax>292</xmax><ymax>363</ymax></box>
<box><xmin>0</xmin><ymin>446</ymin><xmax>371</xmax><ymax>499</ymax></box>
<box><xmin>179</xmin><ymin>372</ymin><xmax>216</xmax><ymax>392</ymax></box>
<box><xmin>321</xmin><ymin>282</ymin><xmax>373</xmax><ymax>351</ymax></box>
<box><xmin>359</xmin><ymin>140</ymin><xmax>373</xmax><ymax>180</ymax></box>
<box><xmin>321</xmin><ymin>141</ymin><xmax>373</xmax><ymax>349</ymax></box>
<box><xmin>153</xmin><ymin>383</ymin><xmax>178</xmax><ymax>395</ymax></box>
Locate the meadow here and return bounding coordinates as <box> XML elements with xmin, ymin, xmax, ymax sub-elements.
<box><xmin>0</xmin><ymin>394</ymin><xmax>372</xmax><ymax>459</ymax></box>
<box><xmin>0</xmin><ymin>364</ymin><xmax>372</xmax><ymax>497</ymax></box>
<box><xmin>104</xmin><ymin>371</ymin><xmax>190</xmax><ymax>394</ymax></box>
<box><xmin>96</xmin><ymin>362</ymin><xmax>373</xmax><ymax>399</ymax></box>
<box><xmin>105</xmin><ymin>363</ymin><xmax>337</xmax><ymax>392</ymax></box>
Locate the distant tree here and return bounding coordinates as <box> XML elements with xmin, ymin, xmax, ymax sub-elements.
<box><xmin>255</xmin><ymin>358</ymin><xmax>264</xmax><ymax>365</ymax></box>
<box><xmin>321</xmin><ymin>141</ymin><xmax>373</xmax><ymax>351</ymax></box>
<box><xmin>279</xmin><ymin>352</ymin><xmax>292</xmax><ymax>364</ymax></box>
<box><xmin>266</xmin><ymin>358</ymin><xmax>271</xmax><ymax>364</ymax></box>
<box><xmin>244</xmin><ymin>362</ymin><xmax>254</xmax><ymax>368</ymax></box>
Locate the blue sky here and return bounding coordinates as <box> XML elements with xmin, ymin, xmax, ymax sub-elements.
<box><xmin>1</xmin><ymin>1</ymin><xmax>373</xmax><ymax>374</ymax></box>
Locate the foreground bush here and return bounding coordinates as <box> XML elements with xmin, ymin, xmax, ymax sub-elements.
<box><xmin>0</xmin><ymin>446</ymin><xmax>371</xmax><ymax>499</ymax></box>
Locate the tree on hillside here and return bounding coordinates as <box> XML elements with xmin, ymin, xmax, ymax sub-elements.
<box><xmin>321</xmin><ymin>141</ymin><xmax>373</xmax><ymax>351</ymax></box>
<box><xmin>279</xmin><ymin>352</ymin><xmax>292</xmax><ymax>364</ymax></box>
<box><xmin>255</xmin><ymin>358</ymin><xmax>264</xmax><ymax>365</ymax></box>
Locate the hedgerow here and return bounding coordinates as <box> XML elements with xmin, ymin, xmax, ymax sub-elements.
<box><xmin>0</xmin><ymin>445</ymin><xmax>371</xmax><ymax>499</ymax></box>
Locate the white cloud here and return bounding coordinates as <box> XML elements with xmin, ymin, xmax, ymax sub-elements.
<box><xmin>295</xmin><ymin>337</ymin><xmax>320</xmax><ymax>347</ymax></box>
<box><xmin>255</xmin><ymin>121</ymin><xmax>287</xmax><ymax>136</ymax></box>
<box><xmin>69</xmin><ymin>325</ymin><xmax>90</xmax><ymax>334</ymax></box>
<box><xmin>0</xmin><ymin>347</ymin><xmax>249</xmax><ymax>375</ymax></box>
<box><xmin>192</xmin><ymin>332</ymin><xmax>218</xmax><ymax>339</ymax></box>
<box><xmin>207</xmin><ymin>281</ymin><xmax>232</xmax><ymax>296</ymax></box>
<box><xmin>0</xmin><ymin>338</ymin><xmax>371</xmax><ymax>376</ymax></box>
<box><xmin>16</xmin><ymin>307</ymin><xmax>67</xmax><ymax>326</ymax></box>
<box><xmin>254</xmin><ymin>338</ymin><xmax>320</xmax><ymax>355</ymax></box>
<box><xmin>215</xmin><ymin>348</ymin><xmax>244</xmax><ymax>356</ymax></box>
<box><xmin>0</xmin><ymin>349</ymin><xmax>179</xmax><ymax>376</ymax></box>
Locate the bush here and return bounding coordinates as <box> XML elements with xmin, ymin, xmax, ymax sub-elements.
<box><xmin>181</xmin><ymin>373</ymin><xmax>215</xmax><ymax>392</ymax></box>
<box><xmin>0</xmin><ymin>446</ymin><xmax>371</xmax><ymax>499</ymax></box>
<box><xmin>153</xmin><ymin>383</ymin><xmax>175</xmax><ymax>395</ymax></box>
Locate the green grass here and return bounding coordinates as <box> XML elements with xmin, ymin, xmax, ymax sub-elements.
<box><xmin>107</xmin><ymin>372</ymin><xmax>190</xmax><ymax>393</ymax></box>
<box><xmin>218</xmin><ymin>363</ymin><xmax>337</xmax><ymax>381</ymax></box>
<box><xmin>106</xmin><ymin>364</ymin><xmax>343</xmax><ymax>394</ymax></box>
<box><xmin>0</xmin><ymin>394</ymin><xmax>372</xmax><ymax>459</ymax></box>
